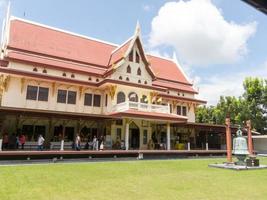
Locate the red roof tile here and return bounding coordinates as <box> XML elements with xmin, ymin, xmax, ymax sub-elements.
<box><xmin>153</xmin><ymin>80</ymin><xmax>197</xmax><ymax>94</ymax></box>
<box><xmin>108</xmin><ymin>38</ymin><xmax>132</xmax><ymax>65</ymax></box>
<box><xmin>8</xmin><ymin>19</ymin><xmax>116</xmax><ymax>67</ymax></box>
<box><xmin>147</xmin><ymin>55</ymin><xmax>190</xmax><ymax>84</ymax></box>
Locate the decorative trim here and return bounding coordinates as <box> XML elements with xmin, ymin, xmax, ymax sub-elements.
<box><xmin>79</xmin><ymin>86</ymin><xmax>84</xmax><ymax>100</ymax></box>
<box><xmin>106</xmin><ymin>85</ymin><xmax>117</xmax><ymax>100</ymax></box>
<box><xmin>51</xmin><ymin>82</ymin><xmax>56</xmax><ymax>97</ymax></box>
<box><xmin>149</xmin><ymin>91</ymin><xmax>158</xmax><ymax>103</ymax></box>
<box><xmin>0</xmin><ymin>75</ymin><xmax>10</xmax><ymax>92</ymax></box>
<box><xmin>20</xmin><ymin>78</ymin><xmax>25</xmax><ymax>93</ymax></box>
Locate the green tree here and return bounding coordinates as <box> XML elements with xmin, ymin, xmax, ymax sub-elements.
<box><xmin>196</xmin><ymin>77</ymin><xmax>267</xmax><ymax>133</ymax></box>
<box><xmin>242</xmin><ymin>77</ymin><xmax>266</xmax><ymax>132</ymax></box>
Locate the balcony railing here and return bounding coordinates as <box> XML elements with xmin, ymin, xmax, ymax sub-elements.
<box><xmin>111</xmin><ymin>101</ymin><xmax>170</xmax><ymax>114</ymax></box>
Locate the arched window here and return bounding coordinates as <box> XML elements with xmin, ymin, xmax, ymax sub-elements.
<box><xmin>140</xmin><ymin>95</ymin><xmax>148</xmax><ymax>103</ymax></box>
<box><xmin>117</xmin><ymin>92</ymin><xmax>126</xmax><ymax>104</ymax></box>
<box><xmin>119</xmin><ymin>76</ymin><xmax>123</xmax><ymax>80</ymax></box>
<box><xmin>62</xmin><ymin>72</ymin><xmax>66</xmax><ymax>77</ymax></box>
<box><xmin>88</xmin><ymin>77</ymin><xmax>92</xmax><ymax>81</ymax></box>
<box><xmin>126</xmin><ymin>77</ymin><xmax>130</xmax><ymax>81</ymax></box>
<box><xmin>144</xmin><ymin>81</ymin><xmax>147</xmax><ymax>85</ymax></box>
<box><xmin>42</xmin><ymin>69</ymin><xmax>47</xmax><ymax>74</ymax></box>
<box><xmin>96</xmin><ymin>78</ymin><xmax>99</xmax><ymax>82</ymax></box>
<box><xmin>137</xmin><ymin>68</ymin><xmax>141</xmax><ymax>76</ymax></box>
<box><xmin>129</xmin><ymin>50</ymin><xmax>133</xmax><ymax>62</ymax></box>
<box><xmin>127</xmin><ymin>65</ymin><xmax>131</xmax><ymax>73</ymax></box>
<box><xmin>33</xmin><ymin>67</ymin><xmax>38</xmax><ymax>72</ymax></box>
<box><xmin>136</xmin><ymin>52</ymin><xmax>140</xmax><ymax>63</ymax></box>
<box><xmin>138</xmin><ymin>80</ymin><xmax>141</xmax><ymax>83</ymax></box>
<box><xmin>71</xmin><ymin>74</ymin><xmax>75</xmax><ymax>78</ymax></box>
<box><xmin>128</xmin><ymin>92</ymin><xmax>138</xmax><ymax>102</ymax></box>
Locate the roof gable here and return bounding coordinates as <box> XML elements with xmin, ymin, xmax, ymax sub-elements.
<box><xmin>107</xmin><ymin>23</ymin><xmax>155</xmax><ymax>79</ymax></box>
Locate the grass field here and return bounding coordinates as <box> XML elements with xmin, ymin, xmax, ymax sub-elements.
<box><xmin>0</xmin><ymin>158</ymin><xmax>267</xmax><ymax>200</ymax></box>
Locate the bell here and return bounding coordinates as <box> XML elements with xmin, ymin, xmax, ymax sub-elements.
<box><xmin>232</xmin><ymin>127</ymin><xmax>249</xmax><ymax>165</ymax></box>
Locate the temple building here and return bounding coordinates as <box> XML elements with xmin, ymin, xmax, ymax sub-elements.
<box><xmin>0</xmin><ymin>16</ymin><xmax>228</xmax><ymax>151</ymax></box>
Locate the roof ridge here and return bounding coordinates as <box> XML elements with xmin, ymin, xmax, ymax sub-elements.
<box><xmin>111</xmin><ymin>36</ymin><xmax>133</xmax><ymax>54</ymax></box>
<box><xmin>10</xmin><ymin>16</ymin><xmax>119</xmax><ymax>48</ymax></box>
<box><xmin>146</xmin><ymin>53</ymin><xmax>174</xmax><ymax>62</ymax></box>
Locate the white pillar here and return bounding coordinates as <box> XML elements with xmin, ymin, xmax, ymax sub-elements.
<box><xmin>125</xmin><ymin>121</ymin><xmax>129</xmax><ymax>150</ymax></box>
<box><xmin>187</xmin><ymin>142</ymin><xmax>190</xmax><ymax>151</ymax></box>
<box><xmin>206</xmin><ymin>142</ymin><xmax>209</xmax><ymax>151</ymax></box>
<box><xmin>0</xmin><ymin>139</ymin><xmax>2</xmax><ymax>151</ymax></box>
<box><xmin>60</xmin><ymin>140</ymin><xmax>64</xmax><ymax>151</ymax></box>
<box><xmin>167</xmin><ymin>123</ymin><xmax>170</xmax><ymax>150</ymax></box>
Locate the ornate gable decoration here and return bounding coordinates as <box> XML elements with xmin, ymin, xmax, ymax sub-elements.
<box><xmin>124</xmin><ymin>22</ymin><xmax>150</xmax><ymax>68</ymax></box>
<box><xmin>110</xmin><ymin>22</ymin><xmax>155</xmax><ymax>80</ymax></box>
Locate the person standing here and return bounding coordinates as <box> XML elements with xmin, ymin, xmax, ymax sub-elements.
<box><xmin>75</xmin><ymin>134</ymin><xmax>81</xmax><ymax>151</ymax></box>
<box><xmin>92</xmin><ymin>135</ymin><xmax>98</xmax><ymax>150</ymax></box>
<box><xmin>37</xmin><ymin>134</ymin><xmax>45</xmax><ymax>151</ymax></box>
<box><xmin>2</xmin><ymin>133</ymin><xmax>9</xmax><ymax>150</ymax></box>
<box><xmin>19</xmin><ymin>134</ymin><xmax>26</xmax><ymax>150</ymax></box>
<box><xmin>16</xmin><ymin>135</ymin><xmax>19</xmax><ymax>149</ymax></box>
<box><xmin>98</xmin><ymin>135</ymin><xmax>103</xmax><ymax>151</ymax></box>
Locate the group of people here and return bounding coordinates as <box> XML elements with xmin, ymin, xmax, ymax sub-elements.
<box><xmin>1</xmin><ymin>131</ymin><xmax>107</xmax><ymax>151</ymax></box>
<box><xmin>73</xmin><ymin>134</ymin><xmax>105</xmax><ymax>151</ymax></box>
<box><xmin>2</xmin><ymin>133</ymin><xmax>26</xmax><ymax>150</ymax></box>
<box><xmin>1</xmin><ymin>132</ymin><xmax>45</xmax><ymax>151</ymax></box>
<box><xmin>113</xmin><ymin>137</ymin><xmax>125</xmax><ymax>150</ymax></box>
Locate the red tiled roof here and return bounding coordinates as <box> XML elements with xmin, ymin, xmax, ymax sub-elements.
<box><xmin>108</xmin><ymin>109</ymin><xmax>188</xmax><ymax>122</ymax></box>
<box><xmin>8</xmin><ymin>19</ymin><xmax>116</xmax><ymax>67</ymax></box>
<box><xmin>147</xmin><ymin>55</ymin><xmax>190</xmax><ymax>84</ymax></box>
<box><xmin>153</xmin><ymin>80</ymin><xmax>197</xmax><ymax>94</ymax></box>
<box><xmin>108</xmin><ymin>38</ymin><xmax>132</xmax><ymax>65</ymax></box>
<box><xmin>5</xmin><ymin>18</ymin><xmax>198</xmax><ymax>95</ymax></box>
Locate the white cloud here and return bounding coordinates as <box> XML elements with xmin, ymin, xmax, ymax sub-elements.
<box><xmin>149</xmin><ymin>0</ymin><xmax>257</xmax><ymax>66</ymax></box>
<box><xmin>142</xmin><ymin>4</ymin><xmax>152</xmax><ymax>12</ymax></box>
<box><xmin>196</xmin><ymin>62</ymin><xmax>267</xmax><ymax>105</ymax></box>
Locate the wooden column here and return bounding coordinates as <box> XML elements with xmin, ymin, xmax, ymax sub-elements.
<box><xmin>225</xmin><ymin>118</ymin><xmax>232</xmax><ymax>163</ymax></box>
<box><xmin>246</xmin><ymin>120</ymin><xmax>253</xmax><ymax>155</ymax></box>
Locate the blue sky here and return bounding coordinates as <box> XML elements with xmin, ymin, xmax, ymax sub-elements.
<box><xmin>1</xmin><ymin>0</ymin><xmax>267</xmax><ymax>105</ymax></box>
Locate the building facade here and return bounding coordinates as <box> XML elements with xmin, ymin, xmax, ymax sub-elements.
<box><xmin>0</xmin><ymin>17</ymin><xmax>211</xmax><ymax>151</ymax></box>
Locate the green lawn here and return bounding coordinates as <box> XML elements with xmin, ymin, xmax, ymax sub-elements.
<box><xmin>1</xmin><ymin>158</ymin><xmax>267</xmax><ymax>200</ymax></box>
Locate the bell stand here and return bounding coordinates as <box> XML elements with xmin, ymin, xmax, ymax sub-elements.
<box><xmin>224</xmin><ymin>118</ymin><xmax>254</xmax><ymax>164</ymax></box>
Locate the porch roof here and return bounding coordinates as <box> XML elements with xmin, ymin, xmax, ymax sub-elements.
<box><xmin>0</xmin><ymin>106</ymin><xmax>119</xmax><ymax>120</ymax></box>
<box><xmin>108</xmin><ymin>109</ymin><xmax>188</xmax><ymax>123</ymax></box>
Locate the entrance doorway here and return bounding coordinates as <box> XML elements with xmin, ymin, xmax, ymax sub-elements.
<box><xmin>129</xmin><ymin>122</ymin><xmax>140</xmax><ymax>149</ymax></box>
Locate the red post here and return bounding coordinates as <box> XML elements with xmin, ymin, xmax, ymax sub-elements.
<box><xmin>246</xmin><ymin>120</ymin><xmax>253</xmax><ymax>155</ymax></box>
<box><xmin>225</xmin><ymin>118</ymin><xmax>232</xmax><ymax>163</ymax></box>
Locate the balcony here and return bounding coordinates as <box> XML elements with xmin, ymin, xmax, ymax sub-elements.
<box><xmin>111</xmin><ymin>101</ymin><xmax>170</xmax><ymax>114</ymax></box>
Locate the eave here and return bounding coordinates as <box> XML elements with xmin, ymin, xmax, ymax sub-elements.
<box><xmin>159</xmin><ymin>93</ymin><xmax>207</xmax><ymax>105</ymax></box>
